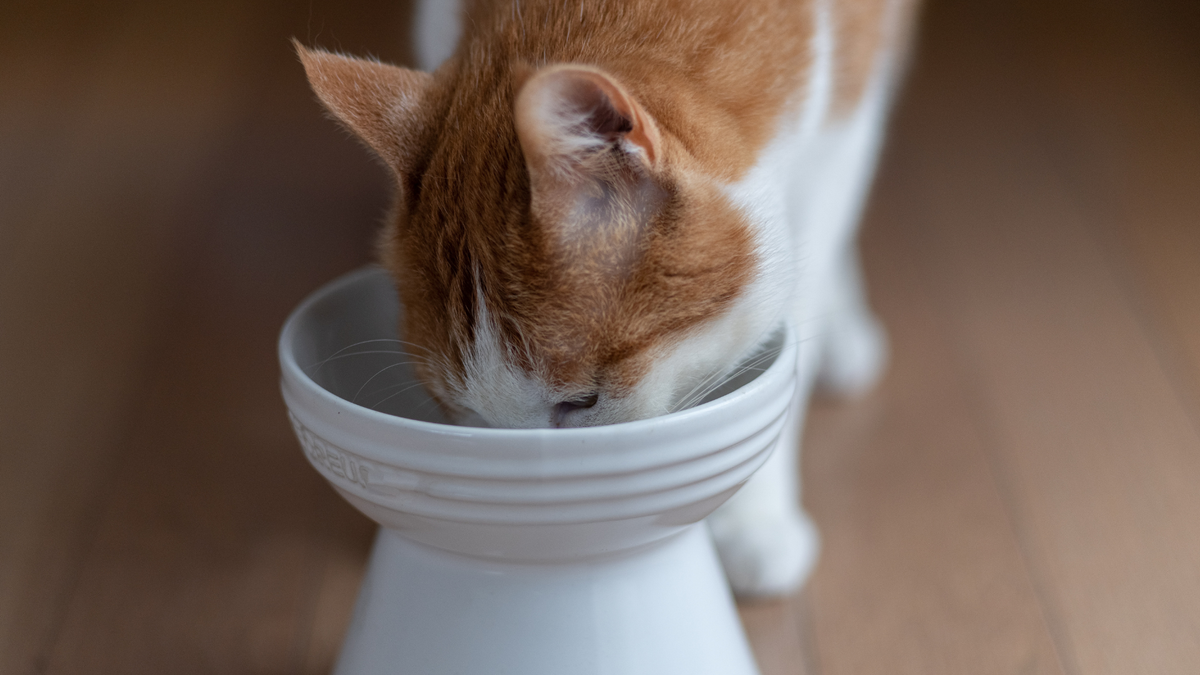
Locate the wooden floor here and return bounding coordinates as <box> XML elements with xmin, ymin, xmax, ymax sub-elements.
<box><xmin>3</xmin><ymin>0</ymin><xmax>1199</xmax><ymax>672</ymax></box>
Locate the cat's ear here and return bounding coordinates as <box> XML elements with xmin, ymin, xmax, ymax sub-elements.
<box><xmin>515</xmin><ymin>65</ymin><xmax>665</xmax><ymax>242</ymax></box>
<box><xmin>295</xmin><ymin>41</ymin><xmax>431</xmax><ymax>174</ymax></box>
<box><xmin>515</xmin><ymin>65</ymin><xmax>662</xmax><ymax>179</ymax></box>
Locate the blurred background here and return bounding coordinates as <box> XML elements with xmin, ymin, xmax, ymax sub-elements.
<box><xmin>2</xmin><ymin>0</ymin><xmax>1199</xmax><ymax>672</ymax></box>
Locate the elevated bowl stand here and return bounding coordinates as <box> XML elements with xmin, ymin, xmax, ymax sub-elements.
<box><xmin>279</xmin><ymin>268</ymin><xmax>797</xmax><ymax>675</ymax></box>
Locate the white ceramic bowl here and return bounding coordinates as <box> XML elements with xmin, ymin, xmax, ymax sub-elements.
<box><xmin>279</xmin><ymin>267</ymin><xmax>797</xmax><ymax>675</ymax></box>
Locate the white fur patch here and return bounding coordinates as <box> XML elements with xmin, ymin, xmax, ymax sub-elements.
<box><xmin>458</xmin><ymin>289</ymin><xmax>553</xmax><ymax>428</ymax></box>
<box><xmin>707</xmin><ymin>0</ymin><xmax>902</xmax><ymax>596</ymax></box>
<box><xmin>414</xmin><ymin>0</ymin><xmax>462</xmax><ymax>71</ymax></box>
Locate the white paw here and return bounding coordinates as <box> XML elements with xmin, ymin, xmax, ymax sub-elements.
<box><xmin>709</xmin><ymin>511</ymin><xmax>820</xmax><ymax>598</ymax></box>
<box><xmin>816</xmin><ymin>311</ymin><xmax>888</xmax><ymax>400</ymax></box>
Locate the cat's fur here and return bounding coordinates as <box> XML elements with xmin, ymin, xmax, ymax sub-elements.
<box><xmin>299</xmin><ymin>0</ymin><xmax>918</xmax><ymax>596</ymax></box>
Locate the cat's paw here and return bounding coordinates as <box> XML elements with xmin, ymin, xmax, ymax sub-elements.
<box><xmin>816</xmin><ymin>310</ymin><xmax>888</xmax><ymax>400</ymax></box>
<box><xmin>709</xmin><ymin>511</ymin><xmax>820</xmax><ymax>598</ymax></box>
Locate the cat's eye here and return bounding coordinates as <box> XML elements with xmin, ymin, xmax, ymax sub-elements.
<box><xmin>559</xmin><ymin>392</ymin><xmax>599</xmax><ymax>413</ymax></box>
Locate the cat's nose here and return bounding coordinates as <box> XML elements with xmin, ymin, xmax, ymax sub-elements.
<box><xmin>551</xmin><ymin>392</ymin><xmax>599</xmax><ymax>427</ymax></box>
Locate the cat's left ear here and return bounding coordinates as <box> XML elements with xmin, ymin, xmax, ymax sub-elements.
<box><xmin>296</xmin><ymin>41</ymin><xmax>431</xmax><ymax>174</ymax></box>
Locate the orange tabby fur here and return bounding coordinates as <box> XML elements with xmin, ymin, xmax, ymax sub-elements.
<box><xmin>832</xmin><ymin>0</ymin><xmax>921</xmax><ymax>115</ymax></box>
<box><xmin>301</xmin><ymin>0</ymin><xmax>824</xmax><ymax>413</ymax></box>
<box><xmin>299</xmin><ymin>0</ymin><xmax>916</xmax><ymax>423</ymax></box>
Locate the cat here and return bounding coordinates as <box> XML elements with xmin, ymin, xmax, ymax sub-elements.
<box><xmin>298</xmin><ymin>0</ymin><xmax>919</xmax><ymax>597</ymax></box>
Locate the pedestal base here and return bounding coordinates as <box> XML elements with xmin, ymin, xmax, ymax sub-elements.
<box><xmin>334</xmin><ymin>525</ymin><xmax>759</xmax><ymax>675</ymax></box>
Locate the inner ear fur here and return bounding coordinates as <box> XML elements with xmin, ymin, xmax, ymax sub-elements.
<box><xmin>514</xmin><ymin>64</ymin><xmax>662</xmax><ymax>180</ymax></box>
<box><xmin>514</xmin><ymin>64</ymin><xmax>668</xmax><ymax>251</ymax></box>
<box><xmin>295</xmin><ymin>41</ymin><xmax>431</xmax><ymax>174</ymax></box>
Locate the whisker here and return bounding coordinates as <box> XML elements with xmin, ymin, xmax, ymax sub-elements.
<box><xmin>351</xmin><ymin>362</ymin><xmax>416</xmax><ymax>403</ymax></box>
<box><xmin>671</xmin><ymin>345</ymin><xmax>785</xmax><ymax>413</ymax></box>
<box><xmin>356</xmin><ymin>377</ymin><xmax>439</xmax><ymax>402</ymax></box>
<box><xmin>366</xmin><ymin>380</ymin><xmax>432</xmax><ymax>409</ymax></box>
<box><xmin>698</xmin><ymin>349</ymin><xmax>782</xmax><ymax>400</ymax></box>
<box><xmin>304</xmin><ymin>350</ymin><xmax>414</xmax><ymax>371</ymax></box>
<box><xmin>308</xmin><ymin>337</ymin><xmax>451</xmax><ymax>368</ymax></box>
<box><xmin>372</xmin><ymin>385</ymin><xmax>445</xmax><ymax>417</ymax></box>
<box><xmin>306</xmin><ymin>338</ymin><xmax>411</xmax><ymax>372</ymax></box>
<box><xmin>676</xmin><ymin>365</ymin><xmax>766</xmax><ymax>412</ymax></box>
<box><xmin>679</xmin><ymin>364</ymin><xmax>772</xmax><ymax>411</ymax></box>
<box><xmin>673</xmin><ymin>347</ymin><xmax>776</xmax><ymax>413</ymax></box>
<box><xmin>672</xmin><ymin>366</ymin><xmax>731</xmax><ymax>414</ymax></box>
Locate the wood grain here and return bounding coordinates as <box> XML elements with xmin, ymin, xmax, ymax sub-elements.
<box><xmin>1030</xmin><ymin>0</ymin><xmax>1200</xmax><ymax>424</ymax></box>
<box><xmin>738</xmin><ymin>595</ymin><xmax>817</xmax><ymax>675</ymax></box>
<box><xmin>801</xmin><ymin>184</ymin><xmax>1065</xmax><ymax>675</ymax></box>
<box><xmin>886</xmin><ymin>1</ymin><xmax>1200</xmax><ymax>671</ymax></box>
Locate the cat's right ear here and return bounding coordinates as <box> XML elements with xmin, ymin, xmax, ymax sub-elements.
<box><xmin>515</xmin><ymin>65</ymin><xmax>666</xmax><ymax>246</ymax></box>
<box><xmin>295</xmin><ymin>41</ymin><xmax>431</xmax><ymax>174</ymax></box>
<box><xmin>514</xmin><ymin>65</ymin><xmax>662</xmax><ymax>180</ymax></box>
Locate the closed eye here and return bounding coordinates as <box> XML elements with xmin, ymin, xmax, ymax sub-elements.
<box><xmin>559</xmin><ymin>392</ymin><xmax>599</xmax><ymax>412</ymax></box>
<box><xmin>552</xmin><ymin>392</ymin><xmax>600</xmax><ymax>427</ymax></box>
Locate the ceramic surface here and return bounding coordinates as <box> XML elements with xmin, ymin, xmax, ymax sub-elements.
<box><xmin>279</xmin><ymin>267</ymin><xmax>798</xmax><ymax>675</ymax></box>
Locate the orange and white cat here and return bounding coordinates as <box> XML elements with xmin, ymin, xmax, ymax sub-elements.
<box><xmin>299</xmin><ymin>0</ymin><xmax>918</xmax><ymax>597</ymax></box>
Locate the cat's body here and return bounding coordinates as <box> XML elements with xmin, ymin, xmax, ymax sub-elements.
<box><xmin>300</xmin><ymin>0</ymin><xmax>918</xmax><ymax>596</ymax></box>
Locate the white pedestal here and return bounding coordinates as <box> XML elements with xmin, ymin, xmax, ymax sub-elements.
<box><xmin>335</xmin><ymin>525</ymin><xmax>756</xmax><ymax>675</ymax></box>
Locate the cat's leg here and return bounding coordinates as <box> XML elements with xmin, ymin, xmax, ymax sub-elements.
<box><xmin>804</xmin><ymin>87</ymin><xmax>893</xmax><ymax>400</ymax></box>
<box><xmin>708</xmin><ymin>342</ymin><xmax>821</xmax><ymax>598</ymax></box>
<box><xmin>710</xmin><ymin>78</ymin><xmax>895</xmax><ymax>598</ymax></box>
<box><xmin>815</xmin><ymin>246</ymin><xmax>889</xmax><ymax>398</ymax></box>
<box><xmin>413</xmin><ymin>0</ymin><xmax>462</xmax><ymax>72</ymax></box>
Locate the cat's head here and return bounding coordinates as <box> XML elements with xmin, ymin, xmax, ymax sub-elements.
<box><xmin>299</xmin><ymin>44</ymin><xmax>785</xmax><ymax>428</ymax></box>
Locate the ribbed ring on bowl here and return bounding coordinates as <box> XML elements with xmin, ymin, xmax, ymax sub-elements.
<box><xmin>279</xmin><ymin>267</ymin><xmax>797</xmax><ymax>527</ymax></box>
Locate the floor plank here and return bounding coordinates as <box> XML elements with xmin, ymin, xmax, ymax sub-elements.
<box><xmin>739</xmin><ymin>595</ymin><xmax>817</xmax><ymax>675</ymax></box>
<box><xmin>891</xmin><ymin>2</ymin><xmax>1200</xmax><ymax>671</ymax></box>
<box><xmin>799</xmin><ymin>180</ymin><xmax>1065</xmax><ymax>675</ymax></box>
<box><xmin>1027</xmin><ymin>0</ymin><xmax>1200</xmax><ymax>424</ymax></box>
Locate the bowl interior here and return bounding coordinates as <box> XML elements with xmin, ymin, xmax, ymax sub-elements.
<box><xmin>285</xmin><ymin>267</ymin><xmax>784</xmax><ymax>427</ymax></box>
<box><xmin>288</xmin><ymin>268</ymin><xmax>449</xmax><ymax>424</ymax></box>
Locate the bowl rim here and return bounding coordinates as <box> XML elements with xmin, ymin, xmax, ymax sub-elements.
<box><xmin>279</xmin><ymin>266</ymin><xmax>797</xmax><ymax>440</ymax></box>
